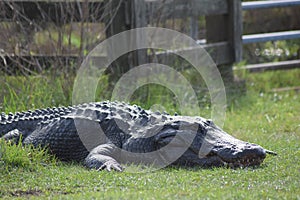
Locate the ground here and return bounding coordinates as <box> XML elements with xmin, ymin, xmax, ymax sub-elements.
<box><xmin>0</xmin><ymin>69</ymin><xmax>299</xmax><ymax>199</ymax></box>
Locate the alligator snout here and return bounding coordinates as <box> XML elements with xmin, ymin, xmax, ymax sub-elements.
<box><xmin>196</xmin><ymin>124</ymin><xmax>276</xmax><ymax>168</ymax></box>
<box><xmin>212</xmin><ymin>143</ymin><xmax>267</xmax><ymax>167</ymax></box>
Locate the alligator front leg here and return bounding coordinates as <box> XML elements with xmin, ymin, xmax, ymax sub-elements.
<box><xmin>85</xmin><ymin>143</ymin><xmax>123</xmax><ymax>172</ymax></box>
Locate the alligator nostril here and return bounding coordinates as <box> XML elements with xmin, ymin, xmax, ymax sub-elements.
<box><xmin>205</xmin><ymin>119</ymin><xmax>215</xmax><ymax>126</ymax></box>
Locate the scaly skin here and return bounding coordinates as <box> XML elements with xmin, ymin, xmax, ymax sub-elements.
<box><xmin>0</xmin><ymin>101</ymin><xmax>276</xmax><ymax>171</ymax></box>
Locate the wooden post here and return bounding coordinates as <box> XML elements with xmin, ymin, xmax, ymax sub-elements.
<box><xmin>190</xmin><ymin>16</ymin><xmax>199</xmax><ymax>40</ymax></box>
<box><xmin>229</xmin><ymin>0</ymin><xmax>243</xmax><ymax>63</ymax></box>
<box><xmin>104</xmin><ymin>0</ymin><xmax>130</xmax><ymax>77</ymax></box>
<box><xmin>131</xmin><ymin>0</ymin><xmax>147</xmax><ymax>66</ymax></box>
<box><xmin>205</xmin><ymin>0</ymin><xmax>243</xmax><ymax>91</ymax></box>
<box><xmin>104</xmin><ymin>0</ymin><xmax>147</xmax><ymax>78</ymax></box>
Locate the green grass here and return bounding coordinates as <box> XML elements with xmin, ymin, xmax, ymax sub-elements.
<box><xmin>0</xmin><ymin>69</ymin><xmax>300</xmax><ymax>199</ymax></box>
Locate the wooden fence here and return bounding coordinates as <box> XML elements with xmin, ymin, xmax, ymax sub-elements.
<box><xmin>0</xmin><ymin>0</ymin><xmax>299</xmax><ymax>76</ymax></box>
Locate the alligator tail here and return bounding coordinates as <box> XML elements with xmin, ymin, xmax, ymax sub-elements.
<box><xmin>0</xmin><ymin>106</ymin><xmax>73</xmax><ymax>137</ymax></box>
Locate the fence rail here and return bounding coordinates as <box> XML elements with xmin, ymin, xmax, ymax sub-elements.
<box><xmin>233</xmin><ymin>59</ymin><xmax>300</xmax><ymax>73</ymax></box>
<box><xmin>239</xmin><ymin>0</ymin><xmax>300</xmax><ymax>72</ymax></box>
<box><xmin>242</xmin><ymin>30</ymin><xmax>300</xmax><ymax>44</ymax></box>
<box><xmin>242</xmin><ymin>0</ymin><xmax>300</xmax><ymax>10</ymax></box>
<box><xmin>145</xmin><ymin>0</ymin><xmax>228</xmax><ymax>18</ymax></box>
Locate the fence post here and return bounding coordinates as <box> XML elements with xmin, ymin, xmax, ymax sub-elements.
<box><xmin>229</xmin><ymin>0</ymin><xmax>243</xmax><ymax>63</ymax></box>
<box><xmin>131</xmin><ymin>0</ymin><xmax>148</xmax><ymax>66</ymax></box>
<box><xmin>205</xmin><ymin>0</ymin><xmax>243</xmax><ymax>93</ymax></box>
<box><xmin>104</xmin><ymin>0</ymin><xmax>130</xmax><ymax>77</ymax></box>
<box><xmin>104</xmin><ymin>0</ymin><xmax>147</xmax><ymax>78</ymax></box>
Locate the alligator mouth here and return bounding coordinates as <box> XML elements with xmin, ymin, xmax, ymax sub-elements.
<box><xmin>223</xmin><ymin>156</ymin><xmax>265</xmax><ymax>168</ymax></box>
<box><xmin>188</xmin><ymin>152</ymin><xmax>266</xmax><ymax>168</ymax></box>
<box><xmin>224</xmin><ymin>150</ymin><xmax>276</xmax><ymax>168</ymax></box>
<box><xmin>210</xmin><ymin>156</ymin><xmax>263</xmax><ymax>168</ymax></box>
<box><xmin>180</xmin><ymin>143</ymin><xmax>272</xmax><ymax>168</ymax></box>
<box><xmin>172</xmin><ymin>148</ymin><xmax>268</xmax><ymax>168</ymax></box>
<box><xmin>201</xmin><ymin>147</ymin><xmax>277</xmax><ymax>168</ymax></box>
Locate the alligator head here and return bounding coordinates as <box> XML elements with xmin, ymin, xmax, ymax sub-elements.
<box><xmin>153</xmin><ymin>117</ymin><xmax>276</xmax><ymax>168</ymax></box>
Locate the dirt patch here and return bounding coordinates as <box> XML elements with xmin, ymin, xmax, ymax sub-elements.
<box><xmin>11</xmin><ymin>189</ymin><xmax>43</xmax><ymax>197</ymax></box>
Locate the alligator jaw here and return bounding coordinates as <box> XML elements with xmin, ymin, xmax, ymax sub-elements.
<box><xmin>222</xmin><ymin>153</ymin><xmax>266</xmax><ymax>168</ymax></box>
<box><xmin>176</xmin><ymin>145</ymin><xmax>267</xmax><ymax>168</ymax></box>
<box><xmin>221</xmin><ymin>148</ymin><xmax>277</xmax><ymax>168</ymax></box>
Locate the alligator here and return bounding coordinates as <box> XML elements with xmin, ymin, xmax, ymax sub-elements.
<box><xmin>0</xmin><ymin>101</ymin><xmax>276</xmax><ymax>171</ymax></box>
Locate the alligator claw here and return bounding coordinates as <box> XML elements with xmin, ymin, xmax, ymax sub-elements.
<box><xmin>98</xmin><ymin>160</ymin><xmax>123</xmax><ymax>172</ymax></box>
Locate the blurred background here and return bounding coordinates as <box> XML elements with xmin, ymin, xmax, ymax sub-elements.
<box><xmin>0</xmin><ymin>0</ymin><xmax>299</xmax><ymax>113</ymax></box>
